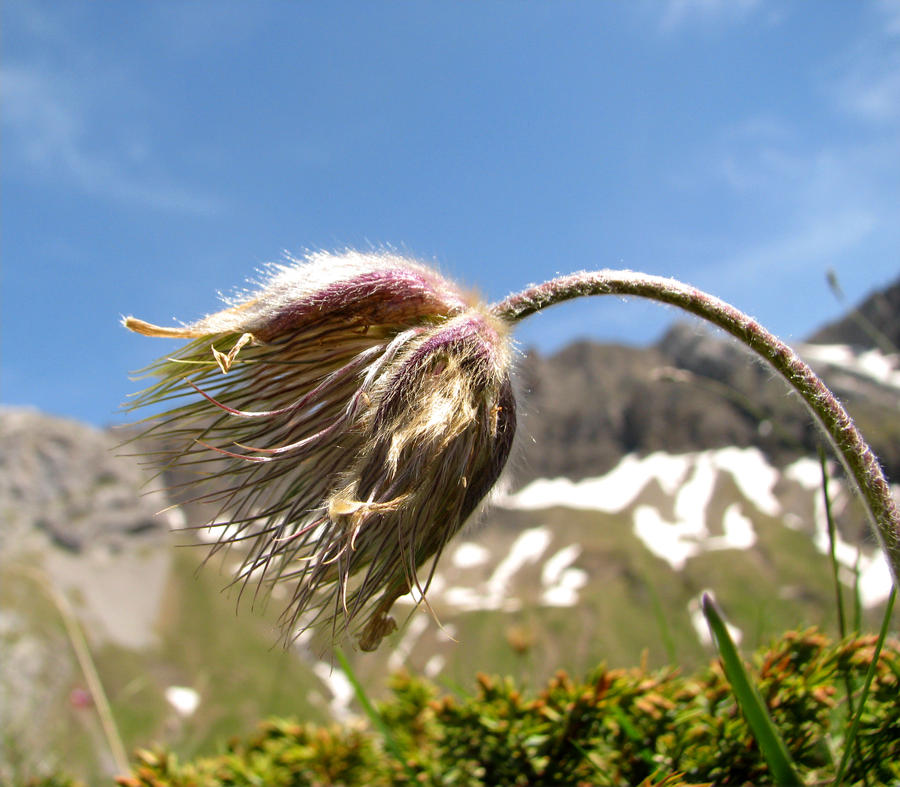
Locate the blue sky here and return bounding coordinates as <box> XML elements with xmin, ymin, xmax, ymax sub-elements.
<box><xmin>3</xmin><ymin>0</ymin><xmax>899</xmax><ymax>426</ymax></box>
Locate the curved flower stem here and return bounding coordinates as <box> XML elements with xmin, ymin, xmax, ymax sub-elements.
<box><xmin>491</xmin><ymin>270</ymin><xmax>900</xmax><ymax>591</ymax></box>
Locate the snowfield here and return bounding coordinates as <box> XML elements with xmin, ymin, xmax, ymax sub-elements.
<box><xmin>496</xmin><ymin>446</ymin><xmax>892</xmax><ymax>611</ymax></box>
<box><xmin>800</xmin><ymin>344</ymin><xmax>900</xmax><ymax>392</ymax></box>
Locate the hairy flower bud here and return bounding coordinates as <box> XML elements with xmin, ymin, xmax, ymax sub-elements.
<box><xmin>124</xmin><ymin>251</ymin><xmax>516</xmax><ymax>651</ymax></box>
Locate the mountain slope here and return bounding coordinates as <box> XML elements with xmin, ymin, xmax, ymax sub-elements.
<box><xmin>514</xmin><ymin>317</ymin><xmax>900</xmax><ymax>487</ymax></box>
<box><xmin>808</xmin><ymin>276</ymin><xmax>900</xmax><ymax>350</ymax></box>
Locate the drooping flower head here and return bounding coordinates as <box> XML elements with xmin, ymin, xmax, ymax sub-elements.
<box><xmin>124</xmin><ymin>251</ymin><xmax>516</xmax><ymax>651</ymax></box>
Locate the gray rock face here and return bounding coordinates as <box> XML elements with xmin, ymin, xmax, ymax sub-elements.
<box><xmin>0</xmin><ymin>409</ymin><xmax>180</xmax><ymax>782</ymax></box>
<box><xmin>808</xmin><ymin>277</ymin><xmax>900</xmax><ymax>351</ymax></box>
<box><xmin>0</xmin><ymin>408</ymin><xmax>169</xmax><ymax>556</ymax></box>
<box><xmin>515</xmin><ymin>319</ymin><xmax>899</xmax><ymax>487</ymax></box>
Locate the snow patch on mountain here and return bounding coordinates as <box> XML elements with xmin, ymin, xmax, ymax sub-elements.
<box><xmin>312</xmin><ymin>662</ymin><xmax>355</xmax><ymax>722</ymax></box>
<box><xmin>396</xmin><ymin>527</ymin><xmax>590</xmax><ymax>615</ymax></box>
<box><xmin>541</xmin><ymin>545</ymin><xmax>588</xmax><ymax>607</ymax></box>
<box><xmin>500</xmin><ymin>447</ymin><xmax>892</xmax><ymax>607</ymax></box>
<box><xmin>785</xmin><ymin>457</ymin><xmax>893</xmax><ymax>608</ymax></box>
<box><xmin>452</xmin><ymin>541</ymin><xmax>491</xmax><ymax>568</ymax></box>
<box><xmin>438</xmin><ymin>527</ymin><xmax>552</xmax><ymax>612</ymax></box>
<box><xmin>165</xmin><ymin>686</ymin><xmax>200</xmax><ymax>717</ymax></box>
<box><xmin>689</xmin><ymin>592</ymin><xmax>742</xmax><ymax>647</ymax></box>
<box><xmin>800</xmin><ymin>344</ymin><xmax>900</xmax><ymax>391</ymax></box>
<box><xmin>504</xmin><ymin>452</ymin><xmax>692</xmax><ymax>512</ymax></box>
<box><xmin>388</xmin><ymin>615</ymin><xmax>430</xmax><ymax>672</ymax></box>
<box><xmin>503</xmin><ymin>447</ymin><xmax>779</xmax><ymax>517</ymax></box>
<box><xmin>503</xmin><ymin>448</ymin><xmax>774</xmax><ymax>572</ymax></box>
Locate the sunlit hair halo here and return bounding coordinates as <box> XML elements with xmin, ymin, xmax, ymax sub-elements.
<box><xmin>124</xmin><ymin>251</ymin><xmax>517</xmax><ymax>651</ymax></box>
<box><xmin>125</xmin><ymin>250</ymin><xmax>900</xmax><ymax>652</ymax></box>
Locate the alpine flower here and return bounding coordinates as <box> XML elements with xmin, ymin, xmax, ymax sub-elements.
<box><xmin>125</xmin><ymin>253</ymin><xmax>900</xmax><ymax>650</ymax></box>
<box><xmin>124</xmin><ymin>251</ymin><xmax>516</xmax><ymax>651</ymax></box>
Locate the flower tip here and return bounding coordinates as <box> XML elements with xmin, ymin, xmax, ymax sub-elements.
<box><xmin>357</xmin><ymin>610</ymin><xmax>399</xmax><ymax>652</ymax></box>
<box><xmin>123</xmin><ymin>316</ymin><xmax>197</xmax><ymax>338</ymax></box>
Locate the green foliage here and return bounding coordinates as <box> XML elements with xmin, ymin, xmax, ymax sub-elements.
<box><xmin>701</xmin><ymin>593</ymin><xmax>800</xmax><ymax>784</ymax></box>
<box><xmin>110</xmin><ymin>629</ymin><xmax>898</xmax><ymax>787</ymax></box>
<box><xmin>24</xmin><ymin>777</ymin><xmax>88</xmax><ymax>787</ymax></box>
<box><xmin>116</xmin><ymin>721</ymin><xmax>378</xmax><ymax>787</ymax></box>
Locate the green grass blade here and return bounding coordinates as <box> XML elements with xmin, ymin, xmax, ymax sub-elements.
<box><xmin>820</xmin><ymin>449</ymin><xmax>847</xmax><ymax>640</ymax></box>
<box><xmin>642</xmin><ymin>568</ymin><xmax>677</xmax><ymax>664</ymax></box>
<box><xmin>852</xmin><ymin>551</ymin><xmax>863</xmax><ymax>634</ymax></box>
<box><xmin>701</xmin><ymin>593</ymin><xmax>801</xmax><ymax>786</ymax></box>
<box><xmin>9</xmin><ymin>566</ymin><xmax>130</xmax><ymax>776</ymax></box>
<box><xmin>334</xmin><ymin>647</ymin><xmax>417</xmax><ymax>780</ymax></box>
<box><xmin>820</xmin><ymin>448</ymin><xmax>870</xmax><ymax>781</ymax></box>
<box><xmin>835</xmin><ymin>587</ymin><xmax>897</xmax><ymax>784</ymax></box>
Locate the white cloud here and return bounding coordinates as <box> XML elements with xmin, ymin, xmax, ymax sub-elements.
<box><xmin>721</xmin><ymin>210</ymin><xmax>876</xmax><ymax>278</ymax></box>
<box><xmin>877</xmin><ymin>0</ymin><xmax>900</xmax><ymax>36</ymax></box>
<box><xmin>2</xmin><ymin>63</ymin><xmax>221</xmax><ymax>215</ymax></box>
<box><xmin>701</xmin><ymin>3</ymin><xmax>899</xmax><ymax>288</ymax></box>
<box><xmin>837</xmin><ymin>58</ymin><xmax>900</xmax><ymax>123</ymax></box>
<box><xmin>711</xmin><ymin>120</ymin><xmax>801</xmax><ymax>193</ymax></box>
<box><xmin>693</xmin><ymin>141</ymin><xmax>883</xmax><ymax>293</ymax></box>
<box><xmin>688</xmin><ymin>101</ymin><xmax>897</xmax><ymax>291</ymax></box>
<box><xmin>660</xmin><ymin>0</ymin><xmax>762</xmax><ymax>31</ymax></box>
<box><xmin>830</xmin><ymin>2</ymin><xmax>900</xmax><ymax>122</ymax></box>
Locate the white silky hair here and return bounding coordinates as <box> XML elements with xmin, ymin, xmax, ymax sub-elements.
<box><xmin>199</xmin><ymin>250</ymin><xmax>464</xmax><ymax>335</ymax></box>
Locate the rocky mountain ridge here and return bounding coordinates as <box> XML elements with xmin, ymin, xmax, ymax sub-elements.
<box><xmin>808</xmin><ymin>275</ymin><xmax>900</xmax><ymax>350</ymax></box>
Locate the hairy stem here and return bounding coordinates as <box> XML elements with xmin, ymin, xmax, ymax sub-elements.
<box><xmin>491</xmin><ymin>270</ymin><xmax>900</xmax><ymax>590</ymax></box>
